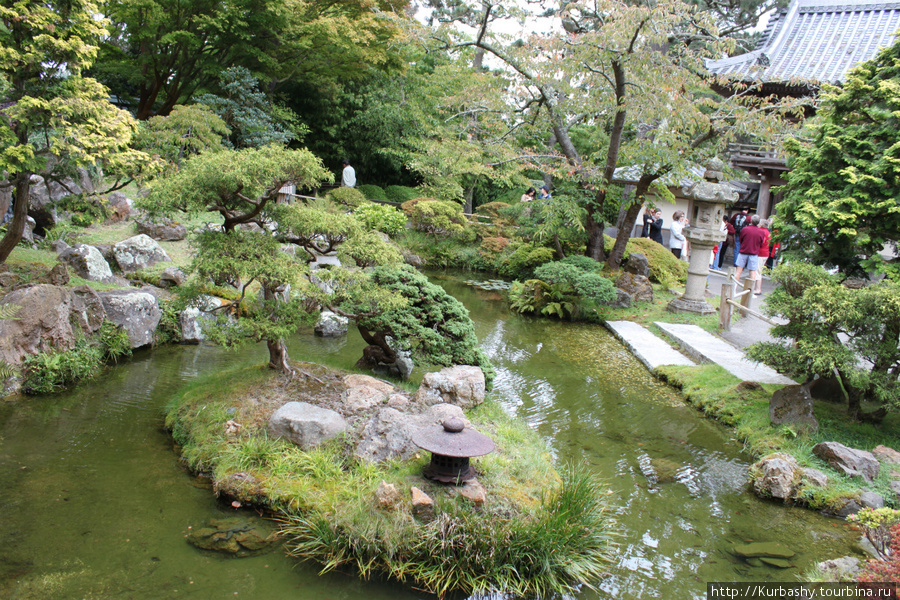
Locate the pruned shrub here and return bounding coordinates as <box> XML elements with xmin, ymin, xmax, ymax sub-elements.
<box><xmin>384</xmin><ymin>185</ymin><xmax>420</xmax><ymax>204</ymax></box>
<box><xmin>480</xmin><ymin>236</ymin><xmax>510</xmax><ymax>256</ymax></box>
<box><xmin>400</xmin><ymin>196</ymin><xmax>429</xmax><ymax>216</ymax></box>
<box><xmin>497</xmin><ymin>243</ymin><xmax>554</xmax><ymax>279</ymax></box>
<box><xmin>357</xmin><ymin>184</ymin><xmax>388</xmax><ymax>203</ymax></box>
<box><xmin>408</xmin><ymin>199</ymin><xmax>467</xmax><ymax>236</ymax></box>
<box><xmin>338</xmin><ymin>231</ymin><xmax>404</xmax><ymax>267</ymax></box>
<box><xmin>475</xmin><ymin>202</ymin><xmax>511</xmax><ymax>219</ymax></box>
<box><xmin>326</xmin><ymin>187</ymin><xmax>366</xmax><ymax>209</ymax></box>
<box><xmin>352</xmin><ymin>202</ymin><xmax>407</xmax><ymax>236</ymax></box>
<box><xmin>609</xmin><ymin>236</ymin><xmax>687</xmax><ymax>286</ymax></box>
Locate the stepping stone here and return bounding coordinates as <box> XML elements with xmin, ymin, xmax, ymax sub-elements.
<box><xmin>655</xmin><ymin>322</ymin><xmax>795</xmax><ymax>385</ymax></box>
<box><xmin>605</xmin><ymin>321</ymin><xmax>696</xmax><ymax>371</ymax></box>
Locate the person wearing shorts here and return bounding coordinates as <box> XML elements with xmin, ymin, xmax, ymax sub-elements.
<box><xmin>734</xmin><ymin>214</ymin><xmax>766</xmax><ymax>292</ymax></box>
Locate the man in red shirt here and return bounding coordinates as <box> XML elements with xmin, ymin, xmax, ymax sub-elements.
<box><xmin>734</xmin><ymin>214</ymin><xmax>767</xmax><ymax>292</ymax></box>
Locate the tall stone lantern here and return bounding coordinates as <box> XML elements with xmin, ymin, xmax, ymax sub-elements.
<box><xmin>667</xmin><ymin>159</ymin><xmax>736</xmax><ymax>315</ymax></box>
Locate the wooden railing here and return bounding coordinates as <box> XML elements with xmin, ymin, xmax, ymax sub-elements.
<box><xmin>727</xmin><ymin>143</ymin><xmax>783</xmax><ymax>160</ymax></box>
<box><xmin>718</xmin><ymin>270</ymin><xmax>779</xmax><ymax>331</ymax></box>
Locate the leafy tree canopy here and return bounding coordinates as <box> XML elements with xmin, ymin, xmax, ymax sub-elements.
<box><xmin>0</xmin><ymin>0</ymin><xmax>153</xmax><ymax>263</ymax></box>
<box><xmin>777</xmin><ymin>38</ymin><xmax>900</xmax><ymax>280</ymax></box>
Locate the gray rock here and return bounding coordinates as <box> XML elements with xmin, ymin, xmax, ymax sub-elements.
<box><xmin>403</xmin><ymin>251</ymin><xmax>425</xmax><ymax>267</ymax></box>
<box><xmin>136</xmin><ymin>216</ymin><xmax>186</xmax><ymax>241</ymax></box>
<box><xmin>816</xmin><ymin>556</ymin><xmax>861</xmax><ymax>582</ymax></box>
<box><xmin>268</xmin><ymin>401</ymin><xmax>348</xmax><ymax>449</ymax></box>
<box><xmin>355</xmin><ymin>403</ymin><xmax>466</xmax><ymax>464</ymax></box>
<box><xmin>58</xmin><ymin>243</ymin><xmax>114</xmax><ymax>282</ymax></box>
<box><xmin>99</xmin><ymin>290</ymin><xmax>162</xmax><ymax>348</ymax></box>
<box><xmin>112</xmin><ymin>234</ymin><xmax>171</xmax><ymax>272</ymax></box>
<box><xmin>341</xmin><ymin>374</ymin><xmax>396</xmax><ymax>413</ymax></box>
<box><xmin>800</xmin><ymin>467</ymin><xmax>829</xmax><ymax>488</ymax></box>
<box><xmin>615</xmin><ymin>272</ymin><xmax>654</xmax><ymax>302</ymax></box>
<box><xmin>813</xmin><ymin>442</ymin><xmax>880</xmax><ymax>482</ymax></box>
<box><xmin>180</xmin><ymin>296</ymin><xmax>226</xmax><ymax>344</ymax></box>
<box><xmin>623</xmin><ymin>252</ymin><xmax>650</xmax><ymax>277</ymax></box>
<box><xmin>375</xmin><ymin>481</ymin><xmax>403</xmax><ymax>510</ymax></box>
<box><xmin>610</xmin><ymin>287</ymin><xmax>632</xmax><ymax>308</ymax></box>
<box><xmin>872</xmin><ymin>445</ymin><xmax>900</xmax><ymax>464</ymax></box>
<box><xmin>0</xmin><ymin>285</ymin><xmax>82</xmax><ymax>366</ymax></box>
<box><xmin>889</xmin><ymin>481</ymin><xmax>900</xmax><ymax>501</ymax></box>
<box><xmin>769</xmin><ymin>384</ymin><xmax>818</xmax><ymax>433</ymax></box>
<box><xmin>159</xmin><ymin>266</ymin><xmax>186</xmax><ymax>288</ymax></box>
<box><xmin>47</xmin><ymin>263</ymin><xmax>69</xmax><ymax>286</ymax></box>
<box><xmin>808</xmin><ymin>376</ymin><xmax>846</xmax><ymax>403</ymax></box>
<box><xmin>830</xmin><ymin>498</ymin><xmax>862</xmax><ymax>518</ymax></box>
<box><xmin>858</xmin><ymin>491</ymin><xmax>885</xmax><ymax>509</ymax></box>
<box><xmin>50</xmin><ymin>239</ymin><xmax>70</xmax><ymax>254</ymax></box>
<box><xmin>70</xmin><ymin>285</ymin><xmax>106</xmax><ymax>335</ymax></box>
<box><xmin>22</xmin><ymin>216</ymin><xmax>36</xmax><ymax>243</ymax></box>
<box><xmin>105</xmin><ymin>192</ymin><xmax>133</xmax><ymax>223</ymax></box>
<box><xmin>751</xmin><ymin>452</ymin><xmax>799</xmax><ymax>500</ymax></box>
<box><xmin>414</xmin><ymin>366</ymin><xmax>486</xmax><ymax>409</ymax></box>
<box><xmin>314</xmin><ymin>310</ymin><xmax>348</xmax><ymax>337</ymax></box>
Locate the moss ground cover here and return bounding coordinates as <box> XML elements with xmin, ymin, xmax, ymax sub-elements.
<box><xmin>657</xmin><ymin>364</ymin><xmax>900</xmax><ymax>510</ymax></box>
<box><xmin>165</xmin><ymin>362</ymin><xmax>617</xmax><ymax>597</ymax></box>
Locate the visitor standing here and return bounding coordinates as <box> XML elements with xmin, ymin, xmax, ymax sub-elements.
<box><xmin>734</xmin><ymin>214</ymin><xmax>766</xmax><ymax>294</ymax></box>
<box><xmin>538</xmin><ymin>185</ymin><xmax>552</xmax><ymax>200</ymax></box>
<box><xmin>668</xmin><ymin>211</ymin><xmax>686</xmax><ymax>259</ymax></box>
<box><xmin>754</xmin><ymin>219</ymin><xmax>771</xmax><ymax>294</ymax></box>
<box><xmin>520</xmin><ymin>187</ymin><xmax>536</xmax><ymax>202</ymax></box>
<box><xmin>641</xmin><ymin>205</ymin><xmax>655</xmax><ymax>238</ymax></box>
<box><xmin>341</xmin><ymin>159</ymin><xmax>356</xmax><ymax>188</ymax></box>
<box><xmin>730</xmin><ymin>208</ymin><xmax>750</xmax><ymax>264</ymax></box>
<box><xmin>649</xmin><ymin>209</ymin><xmax>664</xmax><ymax>245</ymax></box>
<box><xmin>717</xmin><ymin>214</ymin><xmax>735</xmax><ymax>269</ymax></box>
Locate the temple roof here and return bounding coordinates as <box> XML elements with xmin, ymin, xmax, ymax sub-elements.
<box><xmin>705</xmin><ymin>0</ymin><xmax>900</xmax><ymax>88</ymax></box>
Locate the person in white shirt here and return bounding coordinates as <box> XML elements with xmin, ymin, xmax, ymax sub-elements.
<box><xmin>341</xmin><ymin>159</ymin><xmax>356</xmax><ymax>188</ymax></box>
<box><xmin>668</xmin><ymin>210</ymin><xmax>686</xmax><ymax>259</ymax></box>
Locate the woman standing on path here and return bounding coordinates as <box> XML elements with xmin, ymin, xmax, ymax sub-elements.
<box><xmin>668</xmin><ymin>211</ymin><xmax>686</xmax><ymax>259</ymax></box>
<box><xmin>754</xmin><ymin>219</ymin><xmax>771</xmax><ymax>294</ymax></box>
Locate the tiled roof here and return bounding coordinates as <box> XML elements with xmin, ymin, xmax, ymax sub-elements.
<box><xmin>705</xmin><ymin>0</ymin><xmax>900</xmax><ymax>85</ymax></box>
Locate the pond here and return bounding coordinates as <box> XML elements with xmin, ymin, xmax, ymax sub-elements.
<box><xmin>0</xmin><ymin>272</ymin><xmax>859</xmax><ymax>599</ymax></box>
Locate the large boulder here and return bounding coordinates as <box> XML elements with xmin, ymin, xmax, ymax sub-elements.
<box><xmin>816</xmin><ymin>557</ymin><xmax>861</xmax><ymax>582</ymax></box>
<box><xmin>0</xmin><ymin>285</ymin><xmax>86</xmax><ymax>366</ymax></box>
<box><xmin>341</xmin><ymin>374</ymin><xmax>397</xmax><ymax>413</ymax></box>
<box><xmin>99</xmin><ymin>290</ymin><xmax>161</xmax><ymax>348</ymax></box>
<box><xmin>159</xmin><ymin>266</ymin><xmax>186</xmax><ymax>289</ymax></box>
<box><xmin>268</xmin><ymin>401</ymin><xmax>349</xmax><ymax>450</ymax></box>
<box><xmin>355</xmin><ymin>403</ymin><xmax>466</xmax><ymax>463</ymax></box>
<box><xmin>135</xmin><ymin>216</ymin><xmax>186</xmax><ymax>241</ymax></box>
<box><xmin>414</xmin><ymin>366</ymin><xmax>486</xmax><ymax>409</ymax></box>
<box><xmin>104</xmin><ymin>192</ymin><xmax>133</xmax><ymax>223</ymax></box>
<box><xmin>314</xmin><ymin>310</ymin><xmax>349</xmax><ymax>337</ymax></box>
<box><xmin>813</xmin><ymin>442</ymin><xmax>880</xmax><ymax>482</ymax></box>
<box><xmin>69</xmin><ymin>285</ymin><xmax>107</xmax><ymax>335</ymax></box>
<box><xmin>180</xmin><ymin>296</ymin><xmax>226</xmax><ymax>344</ymax></box>
<box><xmin>872</xmin><ymin>445</ymin><xmax>900</xmax><ymax>464</ymax></box>
<box><xmin>623</xmin><ymin>252</ymin><xmax>650</xmax><ymax>278</ymax></box>
<box><xmin>769</xmin><ymin>384</ymin><xmax>818</xmax><ymax>433</ymax></box>
<box><xmin>58</xmin><ymin>243</ymin><xmax>114</xmax><ymax>282</ymax></box>
<box><xmin>615</xmin><ymin>272</ymin><xmax>654</xmax><ymax>302</ymax></box>
<box><xmin>27</xmin><ymin>171</ymin><xmax>94</xmax><ymax>231</ymax></box>
<box><xmin>751</xmin><ymin>452</ymin><xmax>800</xmax><ymax>500</ymax></box>
<box><xmin>112</xmin><ymin>234</ymin><xmax>171</xmax><ymax>272</ymax></box>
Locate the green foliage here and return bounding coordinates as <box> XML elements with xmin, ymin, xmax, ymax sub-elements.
<box><xmin>497</xmin><ymin>243</ymin><xmax>555</xmax><ymax>280</ymax></box>
<box><xmin>337</xmin><ymin>265</ymin><xmax>494</xmax><ymax>384</ymax></box>
<box><xmin>511</xmin><ymin>259</ymin><xmax>616</xmax><ymax>320</ymax></box>
<box><xmin>357</xmin><ymin>184</ymin><xmax>389</xmax><ymax>203</ymax></box>
<box><xmin>746</xmin><ymin>262</ymin><xmax>900</xmax><ymax>417</ymax></box>
<box><xmin>134</xmin><ymin>104</ymin><xmax>229</xmax><ymax>170</ymax></box>
<box><xmin>274</xmin><ymin>202</ymin><xmax>361</xmax><ymax>260</ymax></box>
<box><xmin>155</xmin><ymin>299</ymin><xmax>183</xmax><ymax>345</ymax></box>
<box><xmin>408</xmin><ymin>200</ymin><xmax>468</xmax><ymax>236</ymax></box>
<box><xmin>282</xmin><ymin>466</ymin><xmax>614</xmax><ymax>598</ymax></box>
<box><xmin>848</xmin><ymin>508</ymin><xmax>900</xmax><ymax>559</ymax></box>
<box><xmin>778</xmin><ymin>38</ymin><xmax>900</xmax><ymax>279</ymax></box>
<box><xmin>56</xmin><ymin>194</ymin><xmax>108</xmax><ymax>227</ymax></box>
<box><xmin>337</xmin><ymin>231</ymin><xmax>404</xmax><ymax>268</ymax></box>
<box><xmin>326</xmin><ymin>187</ymin><xmax>367</xmax><ymax>209</ymax></box>
<box><xmin>605</xmin><ymin>235</ymin><xmax>687</xmax><ymax>286</ymax></box>
<box><xmin>21</xmin><ymin>322</ymin><xmax>131</xmax><ymax>394</ymax></box>
<box><xmin>352</xmin><ymin>203</ymin><xmax>407</xmax><ymax>236</ymax></box>
<box><xmin>384</xmin><ymin>185</ymin><xmax>421</xmax><ymax>204</ymax></box>
<box><xmin>196</xmin><ymin>67</ymin><xmax>304</xmax><ymax>149</ymax></box>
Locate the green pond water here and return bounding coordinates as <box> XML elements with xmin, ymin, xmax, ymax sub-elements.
<box><xmin>0</xmin><ymin>272</ymin><xmax>861</xmax><ymax>599</ymax></box>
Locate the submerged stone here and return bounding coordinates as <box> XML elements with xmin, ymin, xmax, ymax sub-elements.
<box><xmin>759</xmin><ymin>557</ymin><xmax>793</xmax><ymax>569</ymax></box>
<box><xmin>186</xmin><ymin>517</ymin><xmax>277</xmax><ymax>557</ymax></box>
<box><xmin>733</xmin><ymin>542</ymin><xmax>795</xmax><ymax>559</ymax></box>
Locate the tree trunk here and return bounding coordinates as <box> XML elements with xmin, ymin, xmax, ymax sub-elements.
<box><xmin>0</xmin><ymin>173</ymin><xmax>32</xmax><ymax>264</ymax></box>
<box><xmin>584</xmin><ymin>211</ymin><xmax>606</xmax><ymax>260</ymax></box>
<box><xmin>355</xmin><ymin>324</ymin><xmax>397</xmax><ymax>369</ymax></box>
<box><xmin>607</xmin><ymin>202</ymin><xmax>644</xmax><ymax>269</ymax></box>
<box><xmin>266</xmin><ymin>339</ymin><xmax>292</xmax><ymax>374</ymax></box>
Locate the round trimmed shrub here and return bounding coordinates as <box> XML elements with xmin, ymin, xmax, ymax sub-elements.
<box><xmin>358</xmin><ymin>184</ymin><xmax>388</xmax><ymax>203</ymax></box>
<box><xmin>326</xmin><ymin>187</ymin><xmax>366</xmax><ymax>209</ymax></box>
<box><xmin>352</xmin><ymin>202</ymin><xmax>407</xmax><ymax>236</ymax></box>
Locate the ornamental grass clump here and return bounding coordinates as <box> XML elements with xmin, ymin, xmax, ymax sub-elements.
<box><xmin>280</xmin><ymin>466</ymin><xmax>615</xmax><ymax>598</ymax></box>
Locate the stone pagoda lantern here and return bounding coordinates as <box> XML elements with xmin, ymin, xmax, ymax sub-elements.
<box><xmin>667</xmin><ymin>158</ymin><xmax>736</xmax><ymax>315</ymax></box>
<box><xmin>412</xmin><ymin>418</ymin><xmax>494</xmax><ymax>483</ymax></box>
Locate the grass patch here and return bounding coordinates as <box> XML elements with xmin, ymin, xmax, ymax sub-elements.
<box><xmin>166</xmin><ymin>363</ymin><xmax>617</xmax><ymax>597</ymax></box>
<box><xmin>606</xmin><ymin>284</ymin><xmax>721</xmax><ymax>334</ymax></box>
<box><xmin>657</xmin><ymin>363</ymin><xmax>900</xmax><ymax>510</ymax></box>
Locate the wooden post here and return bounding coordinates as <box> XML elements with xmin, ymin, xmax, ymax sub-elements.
<box><xmin>739</xmin><ymin>277</ymin><xmax>753</xmax><ymax>317</ymax></box>
<box><xmin>719</xmin><ymin>283</ymin><xmax>733</xmax><ymax>331</ymax></box>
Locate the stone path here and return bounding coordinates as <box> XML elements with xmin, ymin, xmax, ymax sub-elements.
<box><xmin>605</xmin><ymin>321</ymin><xmax>696</xmax><ymax>370</ymax></box>
<box><xmin>654</xmin><ymin>322</ymin><xmax>795</xmax><ymax>385</ymax></box>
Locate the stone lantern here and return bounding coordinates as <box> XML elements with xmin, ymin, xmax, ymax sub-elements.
<box><xmin>667</xmin><ymin>159</ymin><xmax>736</xmax><ymax>315</ymax></box>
